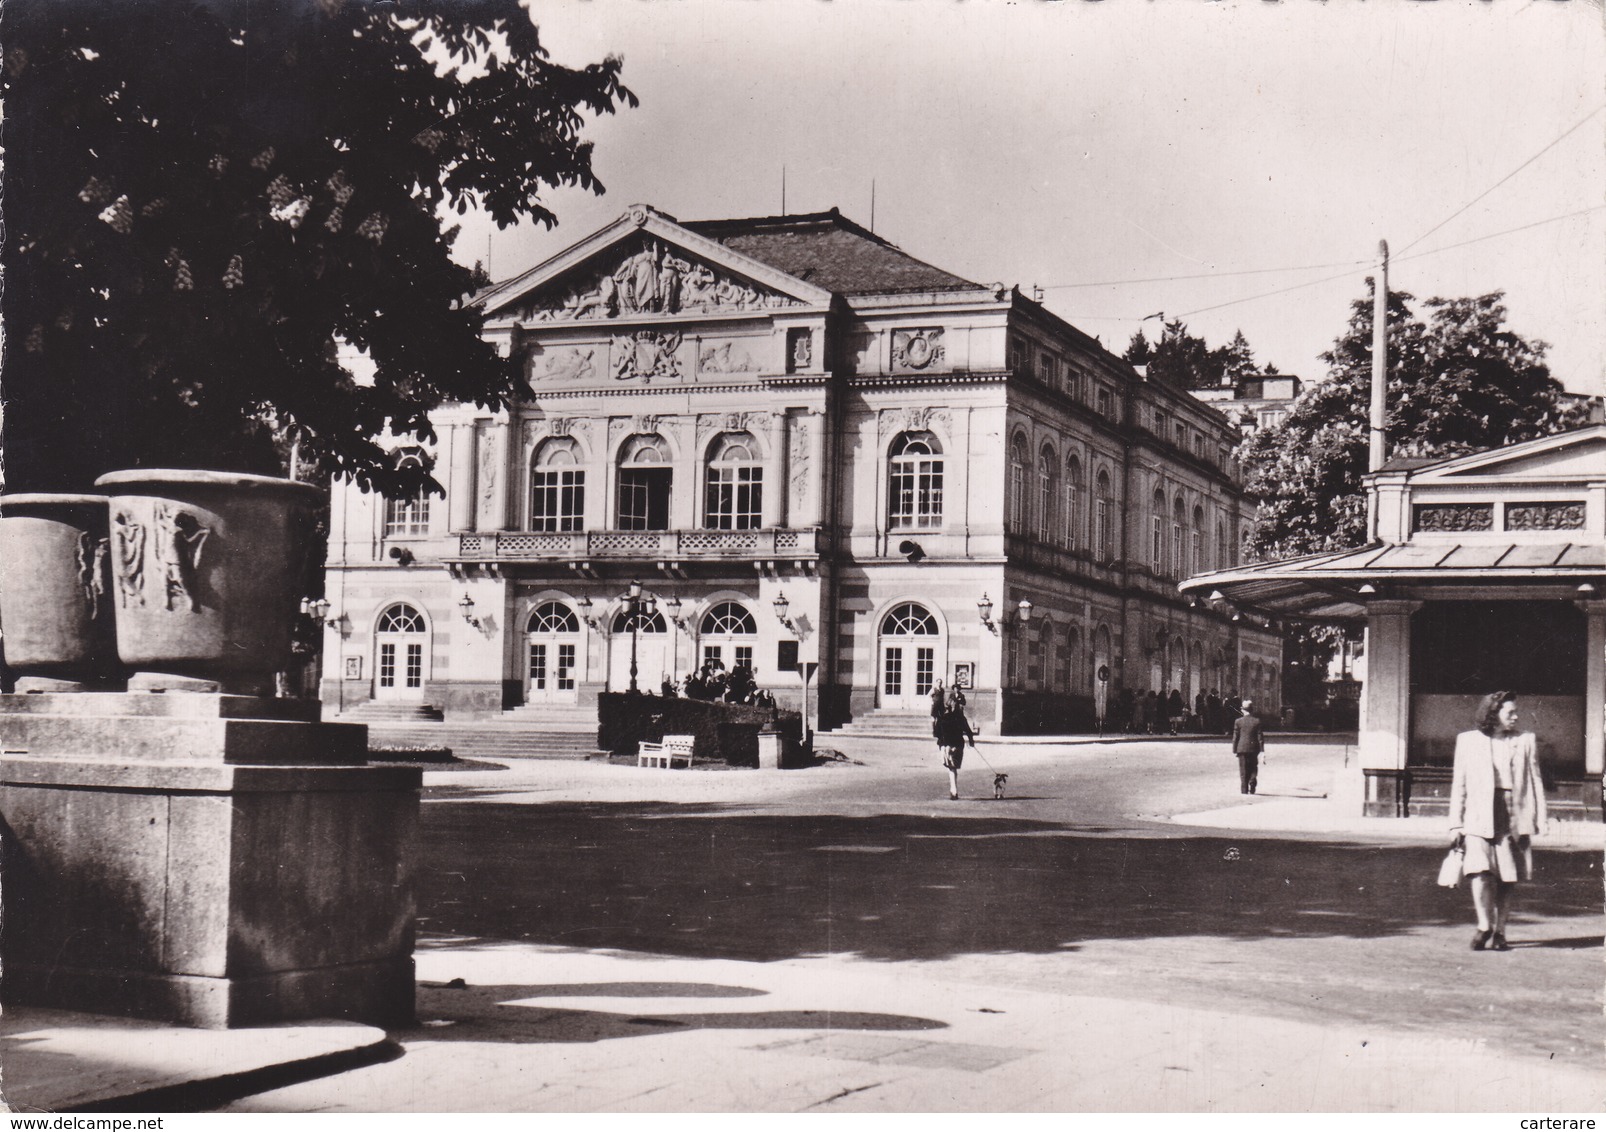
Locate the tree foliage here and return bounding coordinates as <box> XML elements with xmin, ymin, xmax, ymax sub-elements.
<box><xmin>2</xmin><ymin>0</ymin><xmax>635</xmax><ymax>494</ymax></box>
<box><xmin>1243</xmin><ymin>286</ymin><xmax>1584</xmax><ymax>562</ymax></box>
<box><xmin>1124</xmin><ymin>319</ymin><xmax>1267</xmax><ymax>391</ymax></box>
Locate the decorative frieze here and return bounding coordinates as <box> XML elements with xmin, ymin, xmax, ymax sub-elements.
<box><xmin>1505</xmin><ymin>502</ymin><xmax>1585</xmax><ymax>531</ymax></box>
<box><xmin>1412</xmin><ymin>503</ymin><xmax>1493</xmax><ymax>532</ymax></box>
<box><xmin>698</xmin><ymin>339</ymin><xmax>760</xmax><ymax>374</ymax></box>
<box><xmin>514</xmin><ymin>238</ymin><xmax>802</xmax><ymax>322</ymax></box>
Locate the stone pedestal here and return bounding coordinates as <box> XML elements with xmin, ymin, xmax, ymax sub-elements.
<box><xmin>0</xmin><ymin>694</ymin><xmax>419</xmax><ymax>1029</ymax></box>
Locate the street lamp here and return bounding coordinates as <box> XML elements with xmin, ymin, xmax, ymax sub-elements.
<box><xmin>624</xmin><ymin>580</ymin><xmax>657</xmax><ymax>694</ymax></box>
<box><xmin>771</xmin><ymin>590</ymin><xmax>811</xmax><ymax>752</ymax></box>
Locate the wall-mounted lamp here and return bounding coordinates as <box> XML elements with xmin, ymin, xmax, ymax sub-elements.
<box><xmin>978</xmin><ymin>593</ymin><xmax>996</xmax><ymax>634</ymax></box>
<box><xmin>773</xmin><ymin>591</ymin><xmax>797</xmax><ymax>634</ymax></box>
<box><xmin>458</xmin><ymin>593</ymin><xmax>481</xmax><ymax>628</ymax></box>
<box><xmin>663</xmin><ymin>594</ymin><xmax>688</xmax><ymax>630</ymax></box>
<box><xmin>575</xmin><ymin>594</ymin><xmax>599</xmax><ymax>629</ymax></box>
<box><xmin>299</xmin><ymin>596</ymin><xmax>343</xmax><ymax>628</ymax></box>
<box><xmin>979</xmin><ymin>594</ymin><xmax>1032</xmax><ymax>634</ymax></box>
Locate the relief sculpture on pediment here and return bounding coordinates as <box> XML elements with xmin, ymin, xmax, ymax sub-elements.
<box><xmin>517</xmin><ymin>238</ymin><xmax>802</xmax><ymax>322</ymax></box>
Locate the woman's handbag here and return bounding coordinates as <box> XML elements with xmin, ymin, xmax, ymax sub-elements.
<box><xmin>1437</xmin><ymin>845</ymin><xmax>1465</xmax><ymax>888</ymax></box>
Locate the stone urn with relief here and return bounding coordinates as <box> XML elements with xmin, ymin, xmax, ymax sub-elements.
<box><xmin>95</xmin><ymin>470</ymin><xmax>323</xmax><ymax>695</ymax></box>
<box><xmin>0</xmin><ymin>494</ymin><xmax>121</xmax><ymax>690</ymax></box>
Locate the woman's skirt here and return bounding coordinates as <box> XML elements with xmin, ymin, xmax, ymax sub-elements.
<box><xmin>1464</xmin><ymin>788</ymin><xmax>1533</xmax><ymax>882</ymax></box>
<box><xmin>942</xmin><ymin>744</ymin><xmax>964</xmax><ymax>771</ymax></box>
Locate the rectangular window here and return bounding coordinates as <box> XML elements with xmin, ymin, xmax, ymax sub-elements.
<box><xmin>915</xmin><ymin>647</ymin><xmax>935</xmax><ymax>697</ymax></box>
<box><xmin>703</xmin><ymin>645</ymin><xmax>723</xmax><ymax>670</ymax></box>
<box><xmin>531</xmin><ymin>470</ymin><xmax>585</xmax><ymax>532</ymax></box>
<box><xmin>705</xmin><ymin>466</ymin><xmax>764</xmax><ymax>530</ymax></box>
<box><xmin>617</xmin><ymin>469</ymin><xmax>672</xmax><ymax>530</ymax></box>
<box><xmin>384</xmin><ymin>492</ymin><xmax>430</xmax><ymax>537</ymax></box>
<box><xmin>734</xmin><ymin>645</ymin><xmax>753</xmax><ymax>671</ymax></box>
<box><xmin>1096</xmin><ymin>498</ymin><xmax>1111</xmax><ymax>561</ymax></box>
<box><xmin>529</xmin><ymin>643</ymin><xmax>547</xmax><ymax>690</ymax></box>
<box><xmin>889</xmin><ymin>458</ymin><xmax>943</xmax><ymax>528</ymax></box>
<box><xmin>1152</xmin><ymin>515</ymin><xmax>1163</xmax><ymax>571</ymax></box>
<box><xmin>1096</xmin><ymin>387</ymin><xmax>1112</xmax><ymax>417</ymax></box>
<box><xmin>379</xmin><ymin>642</ymin><xmax>396</xmax><ymax>688</ymax></box>
<box><xmin>1038</xmin><ymin>470</ymin><xmax>1054</xmax><ymax>542</ymax></box>
<box><xmin>405</xmin><ymin>643</ymin><xmax>423</xmax><ymax>689</ymax></box>
<box><xmin>884</xmin><ymin>647</ymin><xmax>903</xmax><ymax>696</ymax></box>
<box><xmin>556</xmin><ymin>644</ymin><xmax>576</xmax><ymax>691</ymax></box>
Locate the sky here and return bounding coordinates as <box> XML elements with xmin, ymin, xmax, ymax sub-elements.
<box><xmin>457</xmin><ymin>0</ymin><xmax>1606</xmax><ymax>397</ymax></box>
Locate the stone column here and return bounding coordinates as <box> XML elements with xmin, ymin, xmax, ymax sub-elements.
<box><xmin>763</xmin><ymin>411</ymin><xmax>786</xmax><ymax>529</ymax></box>
<box><xmin>448</xmin><ymin>423</ymin><xmax>475</xmax><ymax>532</ymax></box>
<box><xmin>1360</xmin><ymin>599</ymin><xmax>1420</xmax><ymax>815</ymax></box>
<box><xmin>796</xmin><ymin>410</ymin><xmax>825</xmax><ymax>529</ymax></box>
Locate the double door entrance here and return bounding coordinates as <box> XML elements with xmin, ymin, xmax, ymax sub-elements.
<box><xmin>879</xmin><ymin>602</ymin><xmax>941</xmax><ymax>710</ymax></box>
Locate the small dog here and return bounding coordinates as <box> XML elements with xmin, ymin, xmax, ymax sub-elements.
<box><xmin>992</xmin><ymin>773</ymin><xmax>1009</xmax><ymax>799</ymax></box>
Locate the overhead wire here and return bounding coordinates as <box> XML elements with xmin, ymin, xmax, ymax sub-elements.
<box><xmin>1397</xmin><ymin>103</ymin><xmax>1605</xmax><ymax>255</ymax></box>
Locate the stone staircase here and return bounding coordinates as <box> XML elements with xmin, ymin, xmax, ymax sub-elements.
<box><xmin>354</xmin><ymin>720</ymin><xmax>603</xmax><ymax>761</ymax></box>
<box><xmin>336</xmin><ymin>702</ymin><xmax>444</xmax><ymax>723</ymax></box>
<box><xmin>824</xmin><ymin>710</ymin><xmax>935</xmax><ymax>741</ymax></box>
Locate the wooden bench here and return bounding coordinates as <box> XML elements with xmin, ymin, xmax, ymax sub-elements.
<box><xmin>637</xmin><ymin>733</ymin><xmax>696</xmax><ymax>769</ymax></box>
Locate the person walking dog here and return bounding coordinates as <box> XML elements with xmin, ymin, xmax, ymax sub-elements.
<box><xmin>1449</xmin><ymin>691</ymin><xmax>1548</xmax><ymax>952</ymax></box>
<box><xmin>1231</xmin><ymin>699</ymin><xmax>1264</xmax><ymax>795</ymax></box>
<box><xmin>936</xmin><ymin>693</ymin><xmax>976</xmax><ymax>801</ymax></box>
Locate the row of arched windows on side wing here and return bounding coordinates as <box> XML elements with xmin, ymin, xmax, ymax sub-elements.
<box><xmin>1006</xmin><ymin>434</ymin><xmax>1116</xmax><ymax>559</ymax></box>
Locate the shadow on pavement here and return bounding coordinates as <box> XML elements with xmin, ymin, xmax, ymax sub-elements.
<box><xmin>402</xmin><ymin>982</ymin><xmax>946</xmax><ymax>1044</ymax></box>
<box><xmin>418</xmin><ymin>801</ymin><xmax>1603</xmax><ymax>964</ymax></box>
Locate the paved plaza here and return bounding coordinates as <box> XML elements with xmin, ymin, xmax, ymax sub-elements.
<box><xmin>5</xmin><ymin>733</ymin><xmax>1602</xmax><ymax>1113</ymax></box>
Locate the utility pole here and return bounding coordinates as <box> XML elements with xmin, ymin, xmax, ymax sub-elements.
<box><xmin>1367</xmin><ymin>239</ymin><xmax>1389</xmax><ymax>541</ymax></box>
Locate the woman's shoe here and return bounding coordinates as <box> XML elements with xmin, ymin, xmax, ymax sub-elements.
<box><xmin>1471</xmin><ymin>929</ymin><xmax>1491</xmax><ymax>951</ymax></box>
<box><xmin>1490</xmin><ymin>932</ymin><xmax>1510</xmax><ymax>951</ymax></box>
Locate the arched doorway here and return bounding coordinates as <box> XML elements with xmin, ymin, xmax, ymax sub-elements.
<box><xmin>374</xmin><ymin>603</ymin><xmax>429</xmax><ymax>702</ymax></box>
<box><xmin>879</xmin><ymin>602</ymin><xmax>940</xmax><ymax>710</ymax></box>
<box><xmin>698</xmin><ymin>601</ymin><xmax>758</xmax><ymax>677</ymax></box>
<box><xmin>527</xmin><ymin>600</ymin><xmax>582</xmax><ymax>704</ymax></box>
<box><xmin>608</xmin><ymin>605</ymin><xmax>670</xmax><ymax>692</ymax></box>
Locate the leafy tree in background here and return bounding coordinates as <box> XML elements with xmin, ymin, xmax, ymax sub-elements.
<box><xmin>1241</xmin><ymin>285</ymin><xmax>1585</xmax><ymax>699</ymax></box>
<box><xmin>2</xmin><ymin>0</ymin><xmax>635</xmax><ymax>495</ymax></box>
<box><xmin>1123</xmin><ymin>319</ymin><xmax>1247</xmax><ymax>391</ymax></box>
<box><xmin>1242</xmin><ymin>286</ymin><xmax>1581</xmax><ymax>561</ymax></box>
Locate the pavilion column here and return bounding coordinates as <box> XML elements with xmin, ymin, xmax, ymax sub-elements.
<box><xmin>1359</xmin><ymin>599</ymin><xmax>1421</xmax><ymax>817</ymax></box>
<box><xmin>1580</xmin><ymin>598</ymin><xmax>1606</xmax><ymax>782</ymax></box>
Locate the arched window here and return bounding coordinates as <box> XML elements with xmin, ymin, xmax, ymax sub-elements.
<box><xmin>617</xmin><ymin>434</ymin><xmax>671</xmax><ymax>531</ymax></box>
<box><xmin>705</xmin><ymin>432</ymin><xmax>763</xmax><ymax>530</ymax></box>
<box><xmin>888</xmin><ymin>431</ymin><xmax>943</xmax><ymax>529</ymax></box>
<box><xmin>376</xmin><ymin>603</ymin><xmax>426</xmax><ymax>634</ymax></box>
<box><xmin>527</xmin><ymin>601</ymin><xmax>580</xmax><ymax>634</ymax></box>
<box><xmin>530</xmin><ymin>438</ymin><xmax>585</xmax><ymax>532</ymax></box>
<box><xmin>881</xmin><ymin>603</ymin><xmax>939</xmax><ymax>636</ymax></box>
<box><xmin>700</xmin><ymin>601</ymin><xmax>758</xmax><ymax>636</ymax></box>
<box><xmin>1037</xmin><ymin>444</ymin><xmax>1058</xmax><ymax>543</ymax></box>
<box><xmin>384</xmin><ymin>450</ymin><xmax>431</xmax><ymax>537</ymax></box>
<box><xmin>1066</xmin><ymin>625</ymin><xmax>1083</xmax><ymax>692</ymax></box>
<box><xmin>700</xmin><ymin>600</ymin><xmax>757</xmax><ymax>672</ymax></box>
<box><xmin>1064</xmin><ymin>455</ymin><xmax>1083</xmax><ymax>551</ymax></box>
<box><xmin>1029</xmin><ymin>613</ymin><xmax>1051</xmax><ymax>690</ymax></box>
<box><xmin>610</xmin><ymin>606</ymin><xmax>667</xmax><ymax>634</ymax></box>
<box><xmin>1172</xmin><ymin>495</ymin><xmax>1186</xmax><ymax>580</ymax></box>
<box><xmin>1218</xmin><ymin>517</ymin><xmax>1230</xmax><ymax>572</ymax></box>
<box><xmin>1151</xmin><ymin>487</ymin><xmax>1167</xmax><ymax>573</ymax></box>
<box><xmin>1095</xmin><ymin>470</ymin><xmax>1113</xmax><ymax>562</ymax></box>
<box><xmin>1191</xmin><ymin>504</ymin><xmax>1205</xmax><ymax>576</ymax></box>
<box><xmin>1009</xmin><ymin>434</ymin><xmax>1029</xmax><ymax>533</ymax></box>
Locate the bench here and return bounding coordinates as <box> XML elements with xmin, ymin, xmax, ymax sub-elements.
<box><xmin>637</xmin><ymin>733</ymin><xmax>696</xmax><ymax>769</ymax></box>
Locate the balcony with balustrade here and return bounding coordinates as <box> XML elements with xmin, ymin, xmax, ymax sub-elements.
<box><xmin>445</xmin><ymin>527</ymin><xmax>827</xmax><ymax>580</ymax></box>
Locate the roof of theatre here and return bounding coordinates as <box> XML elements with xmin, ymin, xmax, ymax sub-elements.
<box><xmin>684</xmin><ymin>209</ymin><xmax>981</xmax><ymax>296</ymax></box>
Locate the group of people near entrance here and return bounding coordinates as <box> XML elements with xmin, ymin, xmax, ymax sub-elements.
<box><xmin>659</xmin><ymin>659</ymin><xmax>775</xmax><ymax>708</ymax></box>
<box><xmin>1109</xmin><ymin>687</ymin><xmax>1245</xmax><ymax>736</ymax></box>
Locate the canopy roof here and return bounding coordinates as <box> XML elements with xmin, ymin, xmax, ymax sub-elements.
<box><xmin>1180</xmin><ymin>541</ymin><xmax>1606</xmax><ymax>621</ymax></box>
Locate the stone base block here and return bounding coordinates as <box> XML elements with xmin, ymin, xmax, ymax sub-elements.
<box><xmin>2</xmin><ymin>957</ymin><xmax>416</xmax><ymax>1030</ymax></box>
<box><xmin>0</xmin><ymin>694</ymin><xmax>362</xmax><ymax>764</ymax></box>
<box><xmin>1</xmin><ymin>756</ymin><xmax>419</xmax><ymax>1029</ymax></box>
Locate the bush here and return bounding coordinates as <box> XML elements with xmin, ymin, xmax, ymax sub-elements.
<box><xmin>597</xmin><ymin>693</ymin><xmax>802</xmax><ymax>767</ymax></box>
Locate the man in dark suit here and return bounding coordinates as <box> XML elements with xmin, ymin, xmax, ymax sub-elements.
<box><xmin>1231</xmin><ymin>699</ymin><xmax>1264</xmax><ymax>795</ymax></box>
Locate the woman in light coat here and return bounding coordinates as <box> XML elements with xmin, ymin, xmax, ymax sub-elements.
<box><xmin>1448</xmin><ymin>691</ymin><xmax>1548</xmax><ymax>952</ymax></box>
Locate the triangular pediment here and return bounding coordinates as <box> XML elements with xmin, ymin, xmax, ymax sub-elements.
<box><xmin>1412</xmin><ymin>426</ymin><xmax>1606</xmax><ymax>483</ymax></box>
<box><xmin>477</xmin><ymin>205</ymin><xmax>833</xmax><ymax>325</ymax></box>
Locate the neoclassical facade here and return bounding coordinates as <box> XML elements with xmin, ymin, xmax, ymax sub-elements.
<box><xmin>320</xmin><ymin>205</ymin><xmax>1280</xmax><ymax>731</ymax></box>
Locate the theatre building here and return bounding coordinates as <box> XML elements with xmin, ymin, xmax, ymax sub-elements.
<box><xmin>320</xmin><ymin>204</ymin><xmax>1280</xmax><ymax>733</ymax></box>
<box><xmin>1184</xmin><ymin>425</ymin><xmax>1606</xmax><ymax>819</ymax></box>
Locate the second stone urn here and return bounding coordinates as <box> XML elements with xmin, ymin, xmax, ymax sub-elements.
<box><xmin>95</xmin><ymin>470</ymin><xmax>323</xmax><ymax>695</ymax></box>
<box><xmin>0</xmin><ymin>494</ymin><xmax>120</xmax><ymax>690</ymax></box>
